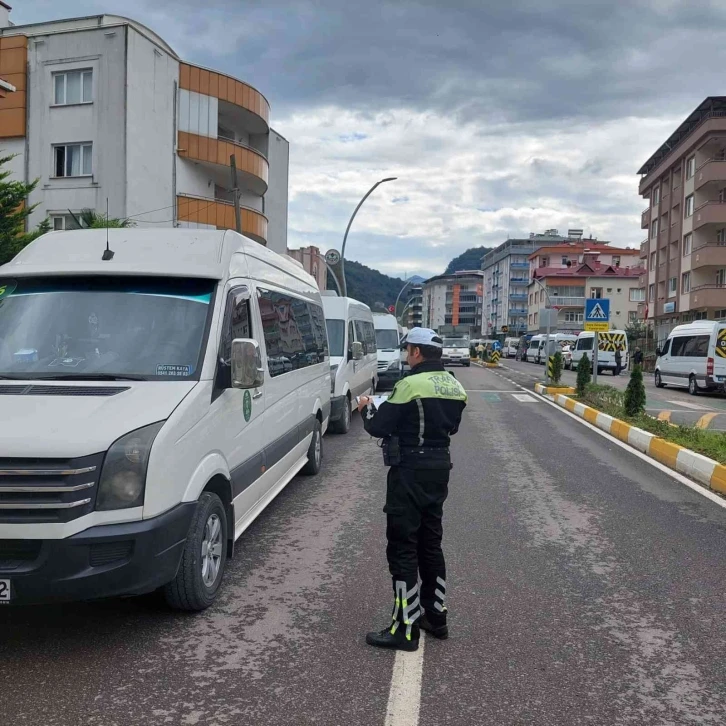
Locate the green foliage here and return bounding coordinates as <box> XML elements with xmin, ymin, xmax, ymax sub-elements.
<box><xmin>0</xmin><ymin>153</ymin><xmax>50</xmax><ymax>266</ymax></box>
<box><xmin>576</xmin><ymin>353</ymin><xmax>591</xmax><ymax>395</ymax></box>
<box><xmin>328</xmin><ymin>260</ymin><xmax>407</xmax><ymax>310</ymax></box>
<box><xmin>624</xmin><ymin>364</ymin><xmax>646</xmax><ymax>417</ymax></box>
<box><xmin>78</xmin><ymin>209</ymin><xmax>135</xmax><ymax>229</ymax></box>
<box><xmin>444</xmin><ymin>246</ymin><xmax>492</xmax><ymax>275</ymax></box>
<box><xmin>551</xmin><ymin>352</ymin><xmax>563</xmax><ymax>383</ymax></box>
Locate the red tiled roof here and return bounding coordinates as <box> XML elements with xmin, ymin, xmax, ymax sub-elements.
<box><xmin>533</xmin><ymin>262</ymin><xmax>644</xmax><ymax>278</ymax></box>
<box><xmin>528</xmin><ymin>243</ymin><xmax>640</xmax><ymax>259</ymax></box>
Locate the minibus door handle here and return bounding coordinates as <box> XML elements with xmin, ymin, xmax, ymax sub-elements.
<box><xmin>252</xmin><ymin>389</ymin><xmax>263</xmax><ymax>400</ymax></box>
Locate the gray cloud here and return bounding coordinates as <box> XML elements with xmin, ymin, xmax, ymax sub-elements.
<box><xmin>14</xmin><ymin>1</ymin><xmax>726</xmax><ymax>276</ymax></box>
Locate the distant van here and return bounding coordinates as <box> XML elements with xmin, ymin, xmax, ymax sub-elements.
<box><xmin>655</xmin><ymin>321</ymin><xmax>726</xmax><ymax>395</ymax></box>
<box><xmin>571</xmin><ymin>330</ymin><xmax>629</xmax><ymax>374</ymax></box>
<box><xmin>503</xmin><ymin>337</ymin><xmax>519</xmax><ymax>358</ymax></box>
<box><xmin>373</xmin><ymin>313</ymin><xmax>402</xmax><ymax>390</ymax></box>
<box><xmin>0</xmin><ymin>229</ymin><xmax>330</xmax><ymax>610</ymax></box>
<box><xmin>526</xmin><ymin>335</ymin><xmax>544</xmax><ymax>363</ymax></box>
<box><xmin>322</xmin><ymin>294</ymin><xmax>378</xmax><ymax>433</ymax></box>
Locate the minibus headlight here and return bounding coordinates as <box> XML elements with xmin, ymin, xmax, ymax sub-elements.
<box><xmin>387</xmin><ymin>359</ymin><xmax>400</xmax><ymax>371</ymax></box>
<box><xmin>330</xmin><ymin>364</ymin><xmax>338</xmax><ymax>393</ymax></box>
<box><xmin>96</xmin><ymin>422</ymin><xmax>165</xmax><ymax>511</ymax></box>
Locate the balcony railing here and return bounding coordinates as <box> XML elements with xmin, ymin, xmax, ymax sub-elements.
<box><xmin>692</xmin><ymin>283</ymin><xmax>726</xmax><ymax>292</ymax></box>
<box><xmin>511</xmin><ymin>262</ymin><xmax>530</xmax><ymax>269</ymax></box>
<box><xmin>509</xmin><ymin>293</ymin><xmax>528</xmax><ymax>300</ymax></box>
<box><xmin>510</xmin><ymin>277</ymin><xmax>529</xmax><ymax>284</ymax></box>
<box><xmin>508</xmin><ymin>308</ymin><xmax>527</xmax><ymax>315</ymax></box>
<box><xmin>549</xmin><ymin>296</ymin><xmax>585</xmax><ymax>307</ymax></box>
<box><xmin>639</xmin><ymin>241</ymin><xmax>648</xmax><ymax>257</ymax></box>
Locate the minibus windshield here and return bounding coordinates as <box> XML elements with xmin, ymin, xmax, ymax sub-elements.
<box><xmin>326</xmin><ymin>319</ymin><xmax>345</xmax><ymax>357</ymax></box>
<box><xmin>375</xmin><ymin>329</ymin><xmax>399</xmax><ymax>350</ymax></box>
<box><xmin>0</xmin><ymin>276</ymin><xmax>215</xmax><ymax>381</ymax></box>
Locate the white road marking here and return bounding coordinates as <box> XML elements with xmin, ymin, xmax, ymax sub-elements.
<box><xmin>385</xmin><ymin>637</ymin><xmax>425</xmax><ymax>726</ymax></box>
<box><xmin>665</xmin><ymin>400</ymin><xmax>713</xmax><ymax>411</ymax></box>
<box><xmin>512</xmin><ymin>394</ymin><xmax>538</xmax><ymax>402</ymax></box>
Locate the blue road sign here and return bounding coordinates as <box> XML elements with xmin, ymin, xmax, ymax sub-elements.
<box><xmin>585</xmin><ymin>298</ymin><xmax>610</xmax><ymax>331</ymax></box>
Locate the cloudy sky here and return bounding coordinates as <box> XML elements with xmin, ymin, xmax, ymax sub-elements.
<box><xmin>14</xmin><ymin>1</ymin><xmax>726</xmax><ymax>277</ymax></box>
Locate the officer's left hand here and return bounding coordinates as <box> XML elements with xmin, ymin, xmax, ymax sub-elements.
<box><xmin>357</xmin><ymin>395</ymin><xmax>371</xmax><ymax>412</ymax></box>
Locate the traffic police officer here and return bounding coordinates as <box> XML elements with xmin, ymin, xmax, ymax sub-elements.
<box><xmin>357</xmin><ymin>328</ymin><xmax>467</xmax><ymax>651</ymax></box>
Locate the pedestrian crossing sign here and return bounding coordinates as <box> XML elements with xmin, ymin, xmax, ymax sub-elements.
<box><xmin>584</xmin><ymin>298</ymin><xmax>610</xmax><ymax>332</ymax></box>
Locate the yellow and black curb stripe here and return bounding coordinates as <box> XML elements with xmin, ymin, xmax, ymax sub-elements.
<box><xmin>534</xmin><ymin>387</ymin><xmax>726</xmax><ymax>496</ymax></box>
<box><xmin>472</xmin><ymin>360</ymin><xmax>501</xmax><ymax>369</ymax></box>
<box><xmin>534</xmin><ymin>383</ymin><xmax>575</xmax><ymax>395</ymax></box>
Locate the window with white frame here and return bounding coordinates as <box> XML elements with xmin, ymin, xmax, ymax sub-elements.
<box><xmin>718</xmin><ymin>228</ymin><xmax>726</xmax><ymax>245</ymax></box>
<box><xmin>717</xmin><ymin>269</ymin><xmax>726</xmax><ymax>286</ymax></box>
<box><xmin>50</xmin><ymin>214</ymin><xmax>85</xmax><ymax>231</ymax></box>
<box><xmin>649</xmin><ymin>283</ymin><xmax>655</xmax><ymax>301</ymax></box>
<box><xmin>650</xmin><ymin>252</ymin><xmax>656</xmax><ymax>270</ymax></box>
<box><xmin>53</xmin><ymin>143</ymin><xmax>92</xmax><ymax>177</ymax></box>
<box><xmin>612</xmin><ymin>256</ymin><xmax>621</xmax><ymax>267</ymax></box>
<box><xmin>563</xmin><ymin>311</ymin><xmax>584</xmax><ymax>322</ymax></box>
<box><xmin>590</xmin><ymin>287</ymin><xmax>603</xmax><ymax>299</ymax></box>
<box><xmin>685</xmin><ymin>194</ymin><xmax>694</xmax><ymax>217</ymax></box>
<box><xmin>714</xmin><ymin>308</ymin><xmax>726</xmax><ymax>319</ymax></box>
<box><xmin>53</xmin><ymin>69</ymin><xmax>93</xmax><ymax>105</ymax></box>
<box><xmin>651</xmin><ymin>219</ymin><xmax>658</xmax><ymax>239</ymax></box>
<box><xmin>668</xmin><ymin>277</ymin><xmax>677</xmax><ymax>297</ymax></box>
<box><xmin>683</xmin><ymin>233</ymin><xmax>692</xmax><ymax>256</ymax></box>
<box><xmin>630</xmin><ymin>288</ymin><xmax>645</xmax><ymax>302</ymax></box>
<box><xmin>682</xmin><ymin>271</ymin><xmax>691</xmax><ymax>294</ymax></box>
<box><xmin>686</xmin><ymin>156</ymin><xmax>696</xmax><ymax>179</ymax></box>
<box><xmin>652</xmin><ymin>186</ymin><xmax>660</xmax><ymax>204</ymax></box>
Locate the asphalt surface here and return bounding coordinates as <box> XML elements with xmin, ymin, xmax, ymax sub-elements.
<box><xmin>502</xmin><ymin>357</ymin><xmax>726</xmax><ymax>430</ymax></box>
<box><xmin>2</xmin><ymin>365</ymin><xmax>726</xmax><ymax>725</ymax></box>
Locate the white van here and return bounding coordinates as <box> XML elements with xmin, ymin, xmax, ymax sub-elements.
<box><xmin>321</xmin><ymin>294</ymin><xmax>378</xmax><ymax>433</ymax></box>
<box><xmin>655</xmin><ymin>321</ymin><xmax>726</xmax><ymax>395</ymax></box>
<box><xmin>442</xmin><ymin>337</ymin><xmax>471</xmax><ymax>367</ymax></box>
<box><xmin>503</xmin><ymin>337</ymin><xmax>519</xmax><ymax>358</ymax></box>
<box><xmin>526</xmin><ymin>335</ymin><xmax>544</xmax><ymax>363</ymax></box>
<box><xmin>0</xmin><ymin>229</ymin><xmax>330</xmax><ymax>610</ymax></box>
<box><xmin>571</xmin><ymin>330</ymin><xmax>629</xmax><ymax>374</ymax></box>
<box><xmin>373</xmin><ymin>313</ymin><xmax>402</xmax><ymax>390</ymax></box>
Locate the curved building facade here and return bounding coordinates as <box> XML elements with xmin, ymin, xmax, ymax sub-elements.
<box><xmin>0</xmin><ymin>9</ymin><xmax>288</xmax><ymax>253</ymax></box>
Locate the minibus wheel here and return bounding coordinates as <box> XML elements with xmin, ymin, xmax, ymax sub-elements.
<box><xmin>302</xmin><ymin>419</ymin><xmax>323</xmax><ymax>475</ymax></box>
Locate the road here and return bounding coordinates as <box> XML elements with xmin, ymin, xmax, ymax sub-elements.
<box><xmin>2</xmin><ymin>365</ymin><xmax>726</xmax><ymax>725</ymax></box>
<box><xmin>501</xmin><ymin>357</ymin><xmax>726</xmax><ymax>430</ymax></box>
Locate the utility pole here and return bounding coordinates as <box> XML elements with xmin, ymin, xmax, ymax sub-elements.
<box><xmin>230</xmin><ymin>154</ymin><xmax>242</xmax><ymax>234</ymax></box>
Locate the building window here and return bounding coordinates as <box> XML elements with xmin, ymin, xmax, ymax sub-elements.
<box><xmin>540</xmin><ymin>257</ymin><xmax>549</xmax><ymax>267</ymax></box>
<box><xmin>612</xmin><ymin>256</ymin><xmax>621</xmax><ymax>267</ymax></box>
<box><xmin>717</xmin><ymin>269</ymin><xmax>726</xmax><ymax>286</ymax></box>
<box><xmin>628</xmin><ymin>311</ymin><xmax>638</xmax><ymax>323</ymax></box>
<box><xmin>685</xmin><ymin>194</ymin><xmax>694</xmax><ymax>217</ymax></box>
<box><xmin>630</xmin><ymin>288</ymin><xmax>645</xmax><ymax>302</ymax></box>
<box><xmin>717</xmin><ymin>228</ymin><xmax>726</xmax><ymax>245</ymax></box>
<box><xmin>563</xmin><ymin>311</ymin><xmax>584</xmax><ymax>322</ymax></box>
<box><xmin>714</xmin><ymin>308</ymin><xmax>726</xmax><ymax>319</ymax></box>
<box><xmin>590</xmin><ymin>287</ymin><xmax>603</xmax><ymax>299</ymax></box>
<box><xmin>683</xmin><ymin>233</ymin><xmax>692</xmax><ymax>256</ymax></box>
<box><xmin>649</xmin><ymin>284</ymin><xmax>655</xmax><ymax>301</ymax></box>
<box><xmin>653</xmin><ymin>186</ymin><xmax>660</xmax><ymax>205</ymax></box>
<box><xmin>533</xmin><ymin>312</ymin><xmax>538</xmax><ymax>326</ymax></box>
<box><xmin>649</xmin><ymin>252</ymin><xmax>656</xmax><ymax>271</ymax></box>
<box><xmin>53</xmin><ymin>143</ymin><xmax>92</xmax><ymax>177</ymax></box>
<box><xmin>682</xmin><ymin>271</ymin><xmax>691</xmax><ymax>294</ymax></box>
<box><xmin>651</xmin><ymin>219</ymin><xmax>658</xmax><ymax>239</ymax></box>
<box><xmin>53</xmin><ymin>69</ymin><xmax>93</xmax><ymax>105</ymax></box>
<box><xmin>668</xmin><ymin>277</ymin><xmax>677</xmax><ymax>297</ymax></box>
<box><xmin>50</xmin><ymin>213</ymin><xmax>86</xmax><ymax>230</ymax></box>
<box><xmin>686</xmin><ymin>156</ymin><xmax>696</xmax><ymax>179</ymax></box>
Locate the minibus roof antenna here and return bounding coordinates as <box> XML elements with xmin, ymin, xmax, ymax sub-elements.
<box><xmin>102</xmin><ymin>198</ymin><xmax>114</xmax><ymax>261</ymax></box>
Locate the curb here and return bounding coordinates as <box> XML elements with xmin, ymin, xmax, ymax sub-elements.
<box><xmin>472</xmin><ymin>361</ymin><xmax>501</xmax><ymax>368</ymax></box>
<box><xmin>534</xmin><ymin>383</ymin><xmax>576</xmax><ymax>396</ymax></box>
<box><xmin>539</xmin><ymin>390</ymin><xmax>726</xmax><ymax>496</ymax></box>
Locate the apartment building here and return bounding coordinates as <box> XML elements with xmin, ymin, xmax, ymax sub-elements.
<box><xmin>422</xmin><ymin>270</ymin><xmax>484</xmax><ymax>335</ymax></box>
<box><xmin>287</xmin><ymin>246</ymin><xmax>327</xmax><ymax>291</ymax></box>
<box><xmin>638</xmin><ymin>97</ymin><xmax>726</xmax><ymax>341</ymax></box>
<box><xmin>406</xmin><ymin>285</ymin><xmax>423</xmax><ymax>329</ymax></box>
<box><xmin>481</xmin><ymin>229</ymin><xmax>601</xmax><ymax>335</ymax></box>
<box><xmin>527</xmin><ymin>246</ymin><xmax>644</xmax><ymax>333</ymax></box>
<box><xmin>0</xmin><ymin>8</ymin><xmax>289</xmax><ymax>253</ymax></box>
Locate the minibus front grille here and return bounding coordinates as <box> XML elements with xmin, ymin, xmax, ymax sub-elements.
<box><xmin>0</xmin><ymin>454</ymin><xmax>104</xmax><ymax>524</ymax></box>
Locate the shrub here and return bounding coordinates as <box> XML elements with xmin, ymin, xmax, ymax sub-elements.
<box><xmin>624</xmin><ymin>364</ymin><xmax>646</xmax><ymax>417</ymax></box>
<box><xmin>551</xmin><ymin>352</ymin><xmax>563</xmax><ymax>383</ymax></box>
<box><xmin>576</xmin><ymin>353</ymin><xmax>591</xmax><ymax>395</ymax></box>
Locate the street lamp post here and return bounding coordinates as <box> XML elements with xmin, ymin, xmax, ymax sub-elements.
<box><xmin>393</xmin><ymin>279</ymin><xmax>414</xmax><ymax>324</ymax></box>
<box><xmin>340</xmin><ymin>177</ymin><xmax>397</xmax><ymax>297</ymax></box>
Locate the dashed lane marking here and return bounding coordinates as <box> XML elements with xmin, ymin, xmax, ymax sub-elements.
<box><xmin>657</xmin><ymin>411</ymin><xmax>673</xmax><ymax>422</ymax></box>
<box><xmin>696</xmin><ymin>412</ymin><xmax>719</xmax><ymax>429</ymax></box>
<box><xmin>512</xmin><ymin>394</ymin><xmax>538</xmax><ymax>402</ymax></box>
<box><xmin>666</xmin><ymin>400</ymin><xmax>712</xmax><ymax>411</ymax></box>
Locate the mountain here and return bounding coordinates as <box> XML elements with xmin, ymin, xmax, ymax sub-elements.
<box><xmin>444</xmin><ymin>247</ymin><xmax>491</xmax><ymax>275</ymax></box>
<box><xmin>327</xmin><ymin>260</ymin><xmax>407</xmax><ymax>311</ymax></box>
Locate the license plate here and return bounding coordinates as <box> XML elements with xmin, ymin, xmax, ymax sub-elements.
<box><xmin>0</xmin><ymin>579</ymin><xmax>10</xmax><ymax>603</ymax></box>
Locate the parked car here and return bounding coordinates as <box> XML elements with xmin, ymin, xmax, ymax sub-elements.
<box><xmin>655</xmin><ymin>320</ymin><xmax>726</xmax><ymax>395</ymax></box>
<box><xmin>322</xmin><ymin>293</ymin><xmax>378</xmax><ymax>433</ymax></box>
<box><xmin>0</xmin><ymin>228</ymin><xmax>331</xmax><ymax>610</ymax></box>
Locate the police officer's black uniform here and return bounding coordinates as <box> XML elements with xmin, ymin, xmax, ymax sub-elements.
<box><xmin>361</xmin><ymin>330</ymin><xmax>467</xmax><ymax>651</ymax></box>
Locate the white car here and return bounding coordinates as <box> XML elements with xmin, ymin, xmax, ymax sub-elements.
<box><xmin>0</xmin><ymin>228</ymin><xmax>331</xmax><ymax>610</ymax></box>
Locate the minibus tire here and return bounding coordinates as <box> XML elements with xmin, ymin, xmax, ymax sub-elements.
<box><xmin>688</xmin><ymin>375</ymin><xmax>699</xmax><ymax>396</ymax></box>
<box><xmin>655</xmin><ymin>371</ymin><xmax>664</xmax><ymax>388</ymax></box>
<box><xmin>302</xmin><ymin>419</ymin><xmax>323</xmax><ymax>475</ymax></box>
<box><xmin>164</xmin><ymin>492</ymin><xmax>228</xmax><ymax>611</ymax></box>
<box><xmin>330</xmin><ymin>395</ymin><xmax>351</xmax><ymax>434</ymax></box>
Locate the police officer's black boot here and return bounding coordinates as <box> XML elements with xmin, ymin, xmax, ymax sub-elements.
<box><xmin>366</xmin><ymin>580</ymin><xmax>421</xmax><ymax>651</ymax></box>
<box><xmin>420</xmin><ymin>611</ymin><xmax>448</xmax><ymax>639</ymax></box>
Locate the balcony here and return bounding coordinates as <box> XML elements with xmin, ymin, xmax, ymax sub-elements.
<box><xmin>641</xmin><ymin>207</ymin><xmax>650</xmax><ymax>229</ymax></box>
<box><xmin>557</xmin><ymin>320</ymin><xmax>584</xmax><ymax>331</ymax></box>
<box><xmin>694</xmin><ymin>159</ymin><xmax>726</xmax><ymax>191</ymax></box>
<box><xmin>177</xmin><ymin>131</ymin><xmax>269</xmax><ymax>195</ymax></box>
<box><xmin>509</xmin><ymin>292</ymin><xmax>528</xmax><ymax>301</ymax></box>
<box><xmin>177</xmin><ymin>194</ymin><xmax>268</xmax><ymax>245</ymax></box>
<box><xmin>639</xmin><ymin>240</ymin><xmax>648</xmax><ymax>258</ymax></box>
<box><xmin>692</xmin><ymin>200</ymin><xmax>726</xmax><ymax>230</ymax></box>
<box><xmin>510</xmin><ymin>277</ymin><xmax>529</xmax><ymax>284</ymax></box>
<box><xmin>550</xmin><ymin>296</ymin><xmax>585</xmax><ymax>307</ymax></box>
<box><xmin>511</xmin><ymin>262</ymin><xmax>530</xmax><ymax>270</ymax></box>
<box><xmin>509</xmin><ymin>308</ymin><xmax>528</xmax><ymax>316</ymax></box>
<box><xmin>690</xmin><ymin>284</ymin><xmax>726</xmax><ymax>309</ymax></box>
<box><xmin>670</xmin><ymin>218</ymin><xmax>681</xmax><ymax>243</ymax></box>
<box><xmin>690</xmin><ymin>243</ymin><xmax>726</xmax><ymax>270</ymax></box>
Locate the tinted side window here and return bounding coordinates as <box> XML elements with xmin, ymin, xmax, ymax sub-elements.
<box><xmin>660</xmin><ymin>338</ymin><xmax>671</xmax><ymax>356</ymax></box>
<box><xmin>354</xmin><ymin>320</ymin><xmax>376</xmax><ymax>355</ymax></box>
<box><xmin>217</xmin><ymin>286</ymin><xmax>251</xmax><ymax>389</ymax></box>
<box><xmin>671</xmin><ymin>337</ymin><xmax>688</xmax><ymax>357</ymax></box>
<box><xmin>354</xmin><ymin>320</ymin><xmax>367</xmax><ymax>353</ymax></box>
<box><xmin>348</xmin><ymin>321</ymin><xmax>355</xmax><ymax>356</ymax></box>
<box><xmin>684</xmin><ymin>335</ymin><xmax>710</xmax><ymax>357</ymax></box>
<box><xmin>578</xmin><ymin>337</ymin><xmax>594</xmax><ymax>351</ymax></box>
<box><xmin>365</xmin><ymin>321</ymin><xmax>377</xmax><ymax>354</ymax></box>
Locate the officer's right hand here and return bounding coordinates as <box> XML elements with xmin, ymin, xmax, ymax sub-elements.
<box><xmin>357</xmin><ymin>395</ymin><xmax>371</xmax><ymax>412</ymax></box>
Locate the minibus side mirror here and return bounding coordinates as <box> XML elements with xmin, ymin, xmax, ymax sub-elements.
<box><xmin>231</xmin><ymin>339</ymin><xmax>264</xmax><ymax>389</ymax></box>
<box><xmin>656</xmin><ymin>347</ymin><xmax>663</xmax><ymax>357</ymax></box>
<box><xmin>351</xmin><ymin>341</ymin><xmax>364</xmax><ymax>361</ymax></box>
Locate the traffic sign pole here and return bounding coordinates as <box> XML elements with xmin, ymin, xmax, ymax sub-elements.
<box><xmin>592</xmin><ymin>331</ymin><xmax>599</xmax><ymax>385</ymax></box>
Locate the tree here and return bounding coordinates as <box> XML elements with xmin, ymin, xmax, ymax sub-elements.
<box><xmin>624</xmin><ymin>364</ymin><xmax>646</xmax><ymax>417</ymax></box>
<box><xmin>0</xmin><ymin>153</ymin><xmax>50</xmax><ymax>265</ymax></box>
<box><xmin>576</xmin><ymin>353</ymin><xmax>591</xmax><ymax>395</ymax></box>
<box><xmin>444</xmin><ymin>246</ymin><xmax>492</xmax><ymax>275</ymax></box>
<box><xmin>77</xmin><ymin>209</ymin><xmax>135</xmax><ymax>229</ymax></box>
<box><xmin>551</xmin><ymin>351</ymin><xmax>563</xmax><ymax>383</ymax></box>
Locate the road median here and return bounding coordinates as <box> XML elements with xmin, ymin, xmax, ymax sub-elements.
<box><xmin>535</xmin><ymin>387</ymin><xmax>726</xmax><ymax>497</ymax></box>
